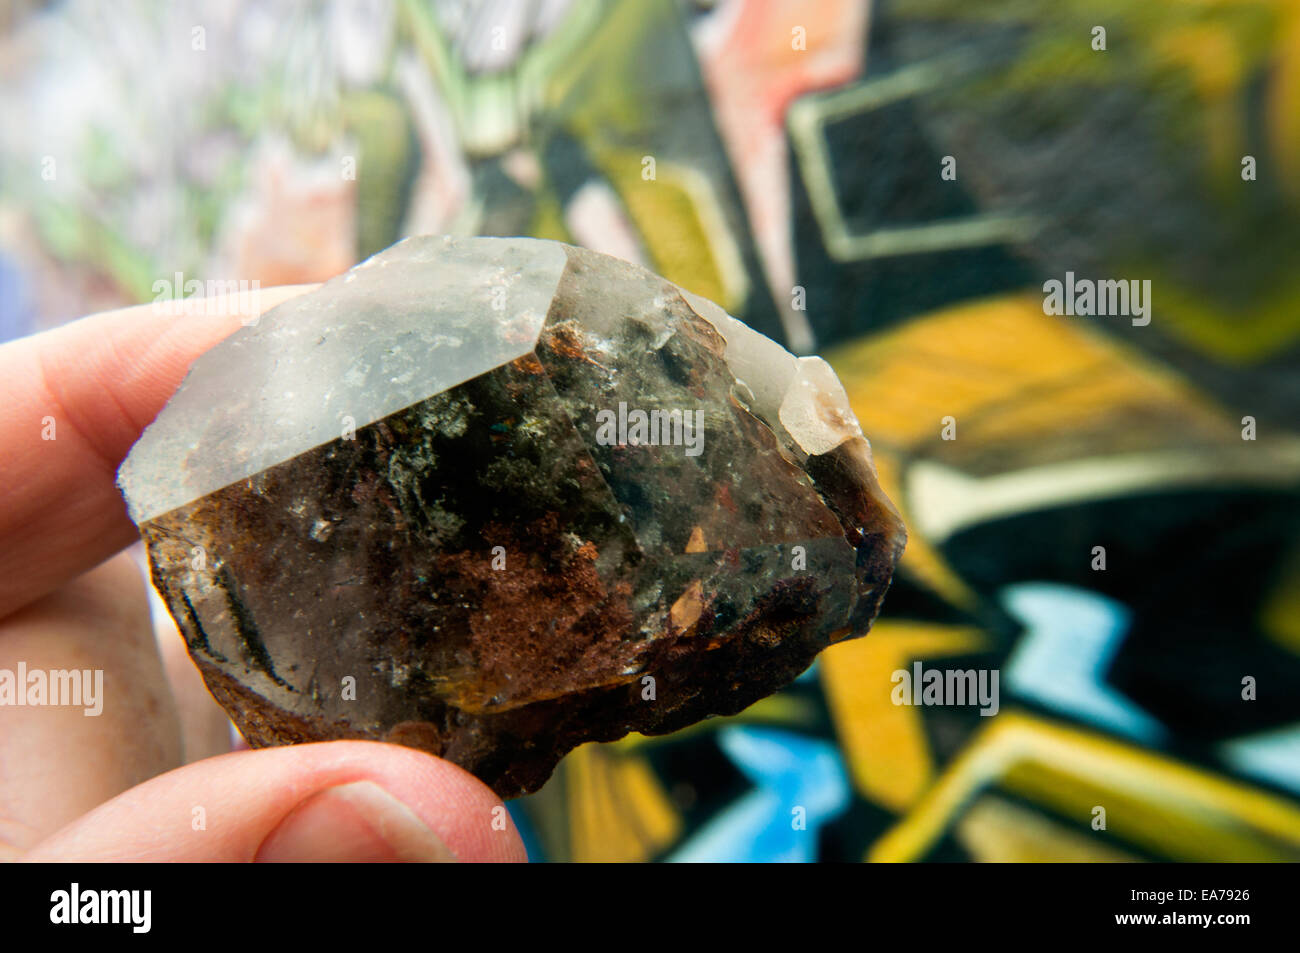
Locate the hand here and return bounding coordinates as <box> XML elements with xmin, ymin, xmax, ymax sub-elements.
<box><xmin>0</xmin><ymin>288</ymin><xmax>526</xmax><ymax>862</ymax></box>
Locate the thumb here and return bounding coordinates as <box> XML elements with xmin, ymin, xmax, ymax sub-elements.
<box><xmin>20</xmin><ymin>741</ymin><xmax>527</xmax><ymax>862</ymax></box>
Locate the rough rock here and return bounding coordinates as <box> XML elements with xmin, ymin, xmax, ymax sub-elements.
<box><xmin>118</xmin><ymin>236</ymin><xmax>905</xmax><ymax>798</ymax></box>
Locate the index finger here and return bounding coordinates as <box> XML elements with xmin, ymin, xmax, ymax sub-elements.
<box><xmin>0</xmin><ymin>285</ymin><xmax>316</xmax><ymax>620</ymax></box>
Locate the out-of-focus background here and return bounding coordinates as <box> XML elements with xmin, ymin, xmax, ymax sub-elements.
<box><xmin>3</xmin><ymin>0</ymin><xmax>1299</xmax><ymax>861</ymax></box>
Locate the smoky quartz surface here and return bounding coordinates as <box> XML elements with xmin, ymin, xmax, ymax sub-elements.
<box><xmin>118</xmin><ymin>236</ymin><xmax>905</xmax><ymax>797</ymax></box>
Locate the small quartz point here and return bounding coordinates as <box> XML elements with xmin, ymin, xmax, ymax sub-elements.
<box><xmin>119</xmin><ymin>236</ymin><xmax>906</xmax><ymax>797</ymax></box>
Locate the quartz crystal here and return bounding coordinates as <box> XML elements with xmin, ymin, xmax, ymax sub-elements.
<box><xmin>119</xmin><ymin>236</ymin><xmax>906</xmax><ymax>797</ymax></box>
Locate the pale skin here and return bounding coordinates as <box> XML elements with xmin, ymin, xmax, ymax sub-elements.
<box><xmin>0</xmin><ymin>287</ymin><xmax>527</xmax><ymax>862</ymax></box>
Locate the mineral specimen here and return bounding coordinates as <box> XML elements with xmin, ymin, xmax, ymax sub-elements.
<box><xmin>118</xmin><ymin>236</ymin><xmax>905</xmax><ymax>797</ymax></box>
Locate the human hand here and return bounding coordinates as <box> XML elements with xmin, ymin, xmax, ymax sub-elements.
<box><xmin>0</xmin><ymin>288</ymin><xmax>526</xmax><ymax>862</ymax></box>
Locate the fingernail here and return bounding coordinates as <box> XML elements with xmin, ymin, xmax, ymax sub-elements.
<box><xmin>256</xmin><ymin>781</ymin><xmax>457</xmax><ymax>863</ymax></box>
